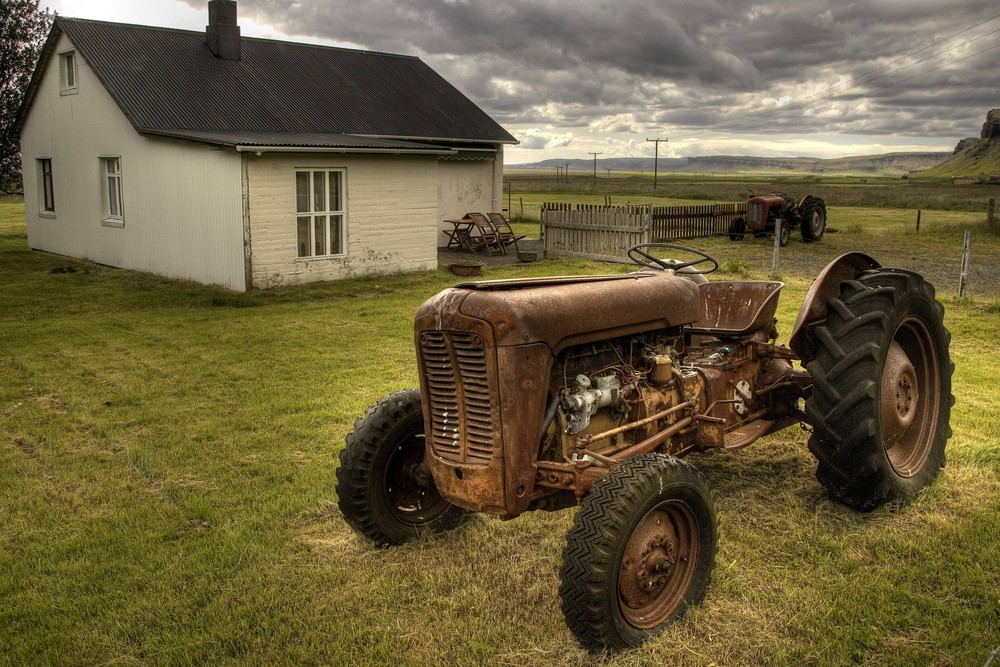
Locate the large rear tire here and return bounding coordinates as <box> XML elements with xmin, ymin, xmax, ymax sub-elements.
<box><xmin>800</xmin><ymin>197</ymin><xmax>827</xmax><ymax>242</ymax></box>
<box><xmin>805</xmin><ymin>270</ymin><xmax>953</xmax><ymax>511</ymax></box>
<box><xmin>337</xmin><ymin>389</ymin><xmax>465</xmax><ymax>546</ymax></box>
<box><xmin>559</xmin><ymin>454</ymin><xmax>717</xmax><ymax>651</ymax></box>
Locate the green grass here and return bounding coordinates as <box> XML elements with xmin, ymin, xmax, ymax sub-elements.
<box><xmin>2</xmin><ymin>200</ymin><xmax>999</xmax><ymax>665</ymax></box>
<box><xmin>922</xmin><ymin>139</ymin><xmax>1000</xmax><ymax>178</ymax></box>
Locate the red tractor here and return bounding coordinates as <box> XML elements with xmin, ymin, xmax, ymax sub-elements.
<box><xmin>336</xmin><ymin>245</ymin><xmax>950</xmax><ymax>651</ymax></box>
<box><xmin>729</xmin><ymin>191</ymin><xmax>827</xmax><ymax>245</ymax></box>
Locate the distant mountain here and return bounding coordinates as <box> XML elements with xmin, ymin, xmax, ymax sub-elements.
<box><xmin>921</xmin><ymin>109</ymin><xmax>1000</xmax><ymax>178</ymax></box>
<box><xmin>510</xmin><ymin>152</ymin><xmax>950</xmax><ymax>176</ymax></box>
<box><xmin>512</xmin><ymin>157</ymin><xmax>688</xmax><ymax>172</ymax></box>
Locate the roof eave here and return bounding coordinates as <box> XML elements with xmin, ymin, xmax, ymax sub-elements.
<box><xmin>234</xmin><ymin>145</ymin><xmax>455</xmax><ymax>156</ymax></box>
<box><xmin>358</xmin><ymin>133</ymin><xmax>519</xmax><ymax>146</ymax></box>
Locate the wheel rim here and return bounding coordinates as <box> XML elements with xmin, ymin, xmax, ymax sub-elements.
<box><xmin>881</xmin><ymin>315</ymin><xmax>941</xmax><ymax>477</ymax></box>
<box><xmin>810</xmin><ymin>210</ymin><xmax>826</xmax><ymax>236</ymax></box>
<box><xmin>383</xmin><ymin>433</ymin><xmax>452</xmax><ymax>525</ymax></box>
<box><xmin>618</xmin><ymin>500</ymin><xmax>699</xmax><ymax>629</ymax></box>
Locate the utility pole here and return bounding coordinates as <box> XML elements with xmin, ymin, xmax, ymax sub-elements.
<box><xmin>563</xmin><ymin>163</ymin><xmax>570</xmax><ymax>183</ymax></box>
<box><xmin>646</xmin><ymin>137</ymin><xmax>668</xmax><ymax>190</ymax></box>
<box><xmin>589</xmin><ymin>152</ymin><xmax>602</xmax><ymax>187</ymax></box>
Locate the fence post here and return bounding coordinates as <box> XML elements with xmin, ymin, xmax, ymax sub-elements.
<box><xmin>959</xmin><ymin>230</ymin><xmax>972</xmax><ymax>297</ymax></box>
<box><xmin>988</xmin><ymin>198</ymin><xmax>996</xmax><ymax>230</ymax></box>
<box><xmin>541</xmin><ymin>204</ymin><xmax>548</xmax><ymax>257</ymax></box>
<box><xmin>771</xmin><ymin>219</ymin><xmax>781</xmax><ymax>279</ymax></box>
<box><xmin>916</xmin><ymin>209</ymin><xmax>921</xmax><ymax>233</ymax></box>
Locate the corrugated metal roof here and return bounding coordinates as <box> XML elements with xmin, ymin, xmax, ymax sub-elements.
<box><xmin>145</xmin><ymin>129</ymin><xmax>458</xmax><ymax>153</ymax></box>
<box><xmin>21</xmin><ymin>17</ymin><xmax>516</xmax><ymax>146</ymax></box>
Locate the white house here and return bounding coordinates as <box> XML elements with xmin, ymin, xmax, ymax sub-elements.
<box><xmin>15</xmin><ymin>1</ymin><xmax>517</xmax><ymax>291</ymax></box>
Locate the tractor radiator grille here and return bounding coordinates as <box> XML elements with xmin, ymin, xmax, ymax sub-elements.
<box><xmin>748</xmin><ymin>202</ymin><xmax>764</xmax><ymax>224</ymax></box>
<box><xmin>419</xmin><ymin>331</ymin><xmax>497</xmax><ymax>466</ymax></box>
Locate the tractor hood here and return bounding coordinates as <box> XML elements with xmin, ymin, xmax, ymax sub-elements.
<box><xmin>416</xmin><ymin>271</ymin><xmax>701</xmax><ymax>352</ymax></box>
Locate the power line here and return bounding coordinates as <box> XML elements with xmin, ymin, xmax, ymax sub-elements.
<box><xmin>646</xmin><ymin>138</ymin><xmax>668</xmax><ymax>189</ymax></box>
<box><xmin>589</xmin><ymin>152</ymin><xmax>602</xmax><ymax>185</ymax></box>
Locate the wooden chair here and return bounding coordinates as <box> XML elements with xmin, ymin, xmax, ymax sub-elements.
<box><xmin>466</xmin><ymin>212</ymin><xmax>504</xmax><ymax>255</ymax></box>
<box><xmin>487</xmin><ymin>212</ymin><xmax>526</xmax><ymax>253</ymax></box>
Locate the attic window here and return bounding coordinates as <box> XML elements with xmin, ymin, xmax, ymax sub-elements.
<box><xmin>59</xmin><ymin>50</ymin><xmax>79</xmax><ymax>95</ymax></box>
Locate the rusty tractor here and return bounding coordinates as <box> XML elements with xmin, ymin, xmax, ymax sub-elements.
<box><xmin>336</xmin><ymin>244</ymin><xmax>952</xmax><ymax>651</ymax></box>
<box><xmin>729</xmin><ymin>191</ymin><xmax>827</xmax><ymax>245</ymax></box>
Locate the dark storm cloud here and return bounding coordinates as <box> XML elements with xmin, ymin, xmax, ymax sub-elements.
<box><xmin>187</xmin><ymin>0</ymin><xmax>999</xmax><ymax>152</ymax></box>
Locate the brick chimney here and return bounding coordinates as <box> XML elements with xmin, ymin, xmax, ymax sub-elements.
<box><xmin>206</xmin><ymin>0</ymin><xmax>241</xmax><ymax>61</ymax></box>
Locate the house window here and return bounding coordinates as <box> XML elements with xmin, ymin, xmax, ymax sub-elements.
<box><xmin>295</xmin><ymin>170</ymin><xmax>345</xmax><ymax>258</ymax></box>
<box><xmin>101</xmin><ymin>157</ymin><xmax>124</xmax><ymax>225</ymax></box>
<box><xmin>37</xmin><ymin>158</ymin><xmax>55</xmax><ymax>215</ymax></box>
<box><xmin>59</xmin><ymin>50</ymin><xmax>79</xmax><ymax>95</ymax></box>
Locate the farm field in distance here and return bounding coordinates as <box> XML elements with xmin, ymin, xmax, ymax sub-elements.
<box><xmin>2</xmin><ymin>178</ymin><xmax>999</xmax><ymax>665</ymax></box>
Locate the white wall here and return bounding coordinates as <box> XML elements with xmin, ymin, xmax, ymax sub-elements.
<box><xmin>436</xmin><ymin>156</ymin><xmax>501</xmax><ymax>247</ymax></box>
<box><xmin>245</xmin><ymin>152</ymin><xmax>439</xmax><ymax>288</ymax></box>
<box><xmin>19</xmin><ymin>33</ymin><xmax>247</xmax><ymax>290</ymax></box>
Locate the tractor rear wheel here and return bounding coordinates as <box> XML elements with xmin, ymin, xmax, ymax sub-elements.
<box><xmin>800</xmin><ymin>198</ymin><xmax>827</xmax><ymax>242</ymax></box>
<box><xmin>805</xmin><ymin>270</ymin><xmax>953</xmax><ymax>511</ymax></box>
<box><xmin>337</xmin><ymin>389</ymin><xmax>466</xmax><ymax>546</ymax></box>
<box><xmin>729</xmin><ymin>217</ymin><xmax>746</xmax><ymax>241</ymax></box>
<box><xmin>559</xmin><ymin>454</ymin><xmax>717</xmax><ymax>651</ymax></box>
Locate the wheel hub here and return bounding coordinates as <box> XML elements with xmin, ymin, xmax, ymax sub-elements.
<box><xmin>879</xmin><ymin>317</ymin><xmax>941</xmax><ymax>478</ymax></box>
<box><xmin>882</xmin><ymin>340</ymin><xmax>919</xmax><ymax>445</ymax></box>
<box><xmin>384</xmin><ymin>436</ymin><xmax>451</xmax><ymax>525</ymax></box>
<box><xmin>618</xmin><ymin>502</ymin><xmax>699</xmax><ymax>629</ymax></box>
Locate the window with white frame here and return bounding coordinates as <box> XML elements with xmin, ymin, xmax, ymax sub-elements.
<box><xmin>295</xmin><ymin>169</ymin><xmax>345</xmax><ymax>258</ymax></box>
<box><xmin>59</xmin><ymin>50</ymin><xmax>79</xmax><ymax>94</ymax></box>
<box><xmin>101</xmin><ymin>157</ymin><xmax>124</xmax><ymax>225</ymax></box>
<box><xmin>37</xmin><ymin>158</ymin><xmax>55</xmax><ymax>214</ymax></box>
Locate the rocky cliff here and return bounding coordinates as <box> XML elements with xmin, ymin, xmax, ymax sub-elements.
<box><xmin>981</xmin><ymin>108</ymin><xmax>1000</xmax><ymax>140</ymax></box>
<box><xmin>925</xmin><ymin>109</ymin><xmax>1000</xmax><ymax>177</ymax></box>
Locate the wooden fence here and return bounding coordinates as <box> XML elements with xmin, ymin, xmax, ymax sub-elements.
<box><xmin>542</xmin><ymin>202</ymin><xmax>743</xmax><ymax>260</ymax></box>
<box><xmin>541</xmin><ymin>204</ymin><xmax>649</xmax><ymax>262</ymax></box>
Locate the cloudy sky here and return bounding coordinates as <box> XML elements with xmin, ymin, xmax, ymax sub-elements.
<box><xmin>46</xmin><ymin>0</ymin><xmax>999</xmax><ymax>163</ymax></box>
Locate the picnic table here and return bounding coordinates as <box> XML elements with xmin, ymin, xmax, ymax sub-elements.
<box><xmin>444</xmin><ymin>218</ymin><xmax>477</xmax><ymax>252</ymax></box>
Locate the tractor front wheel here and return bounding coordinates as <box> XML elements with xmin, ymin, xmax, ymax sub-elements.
<box><xmin>805</xmin><ymin>270</ymin><xmax>953</xmax><ymax>511</ymax></box>
<box><xmin>729</xmin><ymin>216</ymin><xmax>746</xmax><ymax>241</ymax></box>
<box><xmin>337</xmin><ymin>389</ymin><xmax>466</xmax><ymax>546</ymax></box>
<box><xmin>559</xmin><ymin>454</ymin><xmax>717</xmax><ymax>651</ymax></box>
<box><xmin>778</xmin><ymin>220</ymin><xmax>790</xmax><ymax>246</ymax></box>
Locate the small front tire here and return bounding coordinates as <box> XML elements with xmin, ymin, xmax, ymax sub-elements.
<box><xmin>777</xmin><ymin>220</ymin><xmax>790</xmax><ymax>247</ymax></box>
<box><xmin>337</xmin><ymin>389</ymin><xmax>465</xmax><ymax>546</ymax></box>
<box><xmin>559</xmin><ymin>454</ymin><xmax>717</xmax><ymax>651</ymax></box>
<box><xmin>729</xmin><ymin>217</ymin><xmax>746</xmax><ymax>241</ymax></box>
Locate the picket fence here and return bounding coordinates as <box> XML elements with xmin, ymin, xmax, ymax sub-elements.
<box><xmin>541</xmin><ymin>202</ymin><xmax>743</xmax><ymax>261</ymax></box>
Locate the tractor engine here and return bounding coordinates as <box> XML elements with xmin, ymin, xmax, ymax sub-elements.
<box><xmin>747</xmin><ymin>192</ymin><xmax>794</xmax><ymax>230</ymax></box>
<box><xmin>544</xmin><ymin>332</ymin><xmax>698</xmax><ymax>459</ymax></box>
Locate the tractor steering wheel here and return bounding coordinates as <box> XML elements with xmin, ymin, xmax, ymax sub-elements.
<box><xmin>627</xmin><ymin>243</ymin><xmax>719</xmax><ymax>274</ymax></box>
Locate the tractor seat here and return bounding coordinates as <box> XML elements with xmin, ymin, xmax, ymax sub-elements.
<box><xmin>686</xmin><ymin>281</ymin><xmax>783</xmax><ymax>338</ymax></box>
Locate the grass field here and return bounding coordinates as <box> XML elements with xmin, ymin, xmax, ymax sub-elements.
<box><xmin>2</xmin><ymin>198</ymin><xmax>999</xmax><ymax>665</ymax></box>
<box><xmin>504</xmin><ymin>173</ymin><xmax>997</xmax><ymax>213</ymax></box>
